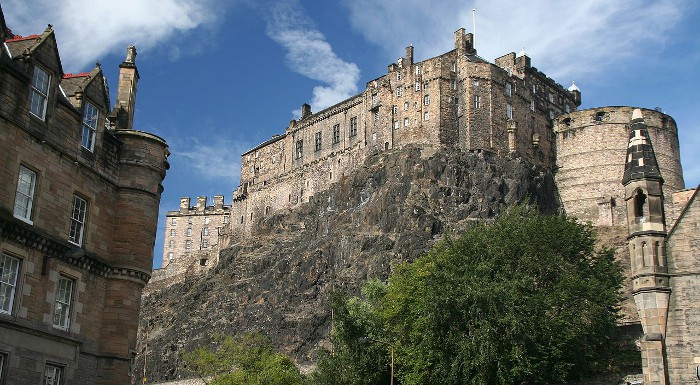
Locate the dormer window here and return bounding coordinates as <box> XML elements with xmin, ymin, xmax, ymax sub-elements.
<box><xmin>81</xmin><ymin>101</ymin><xmax>99</xmax><ymax>151</ymax></box>
<box><xmin>29</xmin><ymin>66</ymin><xmax>51</xmax><ymax>120</ymax></box>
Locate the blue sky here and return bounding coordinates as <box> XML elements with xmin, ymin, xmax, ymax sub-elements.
<box><xmin>5</xmin><ymin>0</ymin><xmax>699</xmax><ymax>268</ymax></box>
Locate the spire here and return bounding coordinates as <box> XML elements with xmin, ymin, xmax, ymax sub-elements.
<box><xmin>622</xmin><ymin>109</ymin><xmax>663</xmax><ymax>185</ymax></box>
<box><xmin>567</xmin><ymin>81</ymin><xmax>580</xmax><ymax>92</ymax></box>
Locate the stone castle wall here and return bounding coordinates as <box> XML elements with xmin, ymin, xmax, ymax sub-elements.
<box><xmin>554</xmin><ymin>107</ymin><xmax>684</xmax><ymax>226</ymax></box>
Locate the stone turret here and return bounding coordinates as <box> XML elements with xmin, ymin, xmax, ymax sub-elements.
<box><xmin>622</xmin><ymin>108</ymin><xmax>670</xmax><ymax>385</ymax></box>
<box><xmin>110</xmin><ymin>45</ymin><xmax>139</xmax><ymax>130</ymax></box>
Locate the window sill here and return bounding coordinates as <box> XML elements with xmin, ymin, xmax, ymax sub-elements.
<box><xmin>13</xmin><ymin>214</ymin><xmax>33</xmax><ymax>226</ymax></box>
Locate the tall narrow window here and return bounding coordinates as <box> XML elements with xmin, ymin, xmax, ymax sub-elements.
<box><xmin>14</xmin><ymin>165</ymin><xmax>36</xmax><ymax>223</ymax></box>
<box><xmin>204</xmin><ymin>216</ymin><xmax>210</xmax><ymax>224</ymax></box>
<box><xmin>423</xmin><ymin>95</ymin><xmax>430</xmax><ymax>106</ymax></box>
<box><xmin>203</xmin><ymin>227</ymin><xmax>209</xmax><ymax>236</ymax></box>
<box><xmin>505</xmin><ymin>82</ymin><xmax>512</xmax><ymax>97</ymax></box>
<box><xmin>81</xmin><ymin>101</ymin><xmax>99</xmax><ymax>151</ymax></box>
<box><xmin>168</xmin><ymin>252</ymin><xmax>174</xmax><ymax>261</ymax></box>
<box><xmin>169</xmin><ymin>240</ymin><xmax>174</xmax><ymax>248</ymax></box>
<box><xmin>396</xmin><ymin>86</ymin><xmax>403</xmax><ymax>97</ymax></box>
<box><xmin>29</xmin><ymin>66</ymin><xmax>50</xmax><ymax>120</ymax></box>
<box><xmin>415</xmin><ymin>66</ymin><xmax>421</xmax><ymax>75</ymax></box>
<box><xmin>223</xmin><ymin>214</ymin><xmax>230</xmax><ymax>224</ymax></box>
<box><xmin>169</xmin><ymin>229</ymin><xmax>175</xmax><ymax>236</ymax></box>
<box><xmin>506</xmin><ymin>103</ymin><xmax>513</xmax><ymax>119</ymax></box>
<box><xmin>424</xmin><ymin>111</ymin><xmax>430</xmax><ymax>121</ymax></box>
<box><xmin>474</xmin><ymin>95</ymin><xmax>482</xmax><ymax>109</ymax></box>
<box><xmin>295</xmin><ymin>139</ymin><xmax>303</xmax><ymax>159</ymax></box>
<box><xmin>44</xmin><ymin>364</ymin><xmax>63</xmax><ymax>385</ymax></box>
<box><xmin>634</xmin><ymin>189</ymin><xmax>647</xmax><ymax>222</ymax></box>
<box><xmin>0</xmin><ymin>253</ymin><xmax>20</xmax><ymax>315</ymax></box>
<box><xmin>415</xmin><ymin>81</ymin><xmax>421</xmax><ymax>91</ymax></box>
<box><xmin>396</xmin><ymin>71</ymin><xmax>402</xmax><ymax>81</ymax></box>
<box><xmin>403</xmin><ymin>117</ymin><xmax>409</xmax><ymax>127</ymax></box>
<box><xmin>530</xmin><ymin>100</ymin><xmax>535</xmax><ymax>111</ymax></box>
<box><xmin>186</xmin><ymin>240</ymin><xmax>192</xmax><ymax>250</ymax></box>
<box><xmin>349</xmin><ymin>116</ymin><xmax>357</xmax><ymax>137</ymax></box>
<box><xmin>202</xmin><ymin>239</ymin><xmax>209</xmax><ymax>248</ymax></box>
<box><xmin>404</xmin><ymin>102</ymin><xmax>409</xmax><ymax>111</ymax></box>
<box><xmin>332</xmin><ymin>124</ymin><xmax>340</xmax><ymax>144</ymax></box>
<box><xmin>186</xmin><ymin>228</ymin><xmax>192</xmax><ymax>237</ymax></box>
<box><xmin>53</xmin><ymin>276</ymin><xmax>73</xmax><ymax>330</ymax></box>
<box><xmin>69</xmin><ymin>196</ymin><xmax>87</xmax><ymax>246</ymax></box>
<box><xmin>314</xmin><ymin>132</ymin><xmax>322</xmax><ymax>151</ymax></box>
<box><xmin>373</xmin><ymin>110</ymin><xmax>379</xmax><ymax>122</ymax></box>
<box><xmin>170</xmin><ymin>217</ymin><xmax>176</xmax><ymax>225</ymax></box>
<box><xmin>0</xmin><ymin>353</ymin><xmax>5</xmax><ymax>382</ymax></box>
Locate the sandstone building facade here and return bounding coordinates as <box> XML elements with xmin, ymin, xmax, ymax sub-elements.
<box><xmin>0</xmin><ymin>7</ymin><xmax>168</xmax><ymax>385</ymax></box>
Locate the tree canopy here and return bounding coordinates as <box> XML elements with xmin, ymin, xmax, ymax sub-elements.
<box><xmin>315</xmin><ymin>205</ymin><xmax>624</xmax><ymax>385</ymax></box>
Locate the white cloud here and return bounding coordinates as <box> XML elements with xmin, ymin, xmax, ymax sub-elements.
<box><xmin>342</xmin><ymin>0</ymin><xmax>690</xmax><ymax>80</ymax></box>
<box><xmin>171</xmin><ymin>138</ymin><xmax>249</xmax><ymax>182</ymax></box>
<box><xmin>265</xmin><ymin>0</ymin><xmax>360</xmax><ymax>114</ymax></box>
<box><xmin>2</xmin><ymin>0</ymin><xmax>225</xmax><ymax>71</ymax></box>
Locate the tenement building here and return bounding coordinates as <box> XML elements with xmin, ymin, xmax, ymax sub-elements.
<box><xmin>0</xmin><ymin>6</ymin><xmax>168</xmax><ymax>385</ymax></box>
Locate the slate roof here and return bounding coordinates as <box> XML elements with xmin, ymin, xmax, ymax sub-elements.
<box><xmin>622</xmin><ymin>110</ymin><xmax>663</xmax><ymax>184</ymax></box>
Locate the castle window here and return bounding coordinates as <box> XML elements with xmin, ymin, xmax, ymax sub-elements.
<box><xmin>373</xmin><ymin>110</ymin><xmax>379</xmax><ymax>122</ymax></box>
<box><xmin>472</xmin><ymin>79</ymin><xmax>479</xmax><ymax>87</ymax></box>
<box><xmin>186</xmin><ymin>240</ymin><xmax>192</xmax><ymax>250</ymax></box>
<box><xmin>170</xmin><ymin>218</ymin><xmax>176</xmax><ymax>225</ymax></box>
<box><xmin>350</xmin><ymin>116</ymin><xmax>358</xmax><ymax>137</ymax></box>
<box><xmin>505</xmin><ymin>82</ymin><xmax>512</xmax><ymax>97</ymax></box>
<box><xmin>333</xmin><ymin>124</ymin><xmax>340</xmax><ymax>144</ymax></box>
<box><xmin>506</xmin><ymin>103</ymin><xmax>513</xmax><ymax>119</ymax></box>
<box><xmin>415</xmin><ymin>66</ymin><xmax>421</xmax><ymax>75</ymax></box>
<box><xmin>81</xmin><ymin>101</ymin><xmax>99</xmax><ymax>151</ymax></box>
<box><xmin>404</xmin><ymin>117</ymin><xmax>409</xmax><ymax>127</ymax></box>
<box><xmin>186</xmin><ymin>228</ymin><xmax>192</xmax><ymax>237</ymax></box>
<box><xmin>69</xmin><ymin>195</ymin><xmax>88</xmax><ymax>246</ymax></box>
<box><xmin>397</xmin><ymin>71</ymin><xmax>402</xmax><ymax>81</ymax></box>
<box><xmin>396</xmin><ymin>86</ymin><xmax>403</xmax><ymax>97</ymax></box>
<box><xmin>44</xmin><ymin>364</ymin><xmax>63</xmax><ymax>385</ymax></box>
<box><xmin>451</xmin><ymin>79</ymin><xmax>457</xmax><ymax>90</ymax></box>
<box><xmin>474</xmin><ymin>95</ymin><xmax>482</xmax><ymax>109</ymax></box>
<box><xmin>204</xmin><ymin>216</ymin><xmax>210</xmax><ymax>224</ymax></box>
<box><xmin>296</xmin><ymin>139</ymin><xmax>303</xmax><ymax>159</ymax></box>
<box><xmin>634</xmin><ymin>189</ymin><xmax>647</xmax><ymax>222</ymax></box>
<box><xmin>371</xmin><ymin>93</ymin><xmax>378</xmax><ymax>104</ymax></box>
<box><xmin>265</xmin><ymin>206</ymin><xmax>270</xmax><ymax>215</ymax></box>
<box><xmin>548</xmin><ymin>93</ymin><xmax>554</xmax><ymax>103</ymax></box>
<box><xmin>530</xmin><ymin>100</ymin><xmax>535</xmax><ymax>112</ymax></box>
<box><xmin>595</xmin><ymin>111</ymin><xmax>606</xmax><ymax>121</ymax></box>
<box><xmin>532</xmin><ymin>84</ymin><xmax>537</xmax><ymax>94</ymax></box>
<box><xmin>29</xmin><ymin>65</ymin><xmax>51</xmax><ymax>120</ymax></box>
<box><xmin>169</xmin><ymin>240</ymin><xmax>174</xmax><ymax>248</ymax></box>
<box><xmin>223</xmin><ymin>214</ymin><xmax>230</xmax><ymax>224</ymax></box>
<box><xmin>565</xmin><ymin>104</ymin><xmax>570</xmax><ymax>113</ymax></box>
<box><xmin>202</xmin><ymin>239</ymin><xmax>209</xmax><ymax>248</ymax></box>
<box><xmin>240</xmin><ymin>216</ymin><xmax>244</xmax><ymax>224</ymax></box>
<box><xmin>0</xmin><ymin>253</ymin><xmax>20</xmax><ymax>315</ymax></box>
<box><xmin>188</xmin><ymin>217</ymin><xmax>193</xmax><ymax>224</ymax></box>
<box><xmin>168</xmin><ymin>252</ymin><xmax>173</xmax><ymax>261</ymax></box>
<box><xmin>415</xmin><ymin>82</ymin><xmax>421</xmax><ymax>91</ymax></box>
<box><xmin>203</xmin><ymin>227</ymin><xmax>209</xmax><ymax>236</ymax></box>
<box><xmin>392</xmin><ymin>106</ymin><xmax>398</xmax><ymax>114</ymax></box>
<box><xmin>393</xmin><ymin>120</ymin><xmax>399</xmax><ymax>129</ymax></box>
<box><xmin>14</xmin><ymin>165</ymin><xmax>36</xmax><ymax>223</ymax></box>
<box><xmin>424</xmin><ymin>81</ymin><xmax>429</xmax><ymax>89</ymax></box>
<box><xmin>200</xmin><ymin>258</ymin><xmax>207</xmax><ymax>266</ymax></box>
<box><xmin>53</xmin><ymin>276</ymin><xmax>74</xmax><ymax>330</ymax></box>
<box><xmin>548</xmin><ymin>110</ymin><xmax>555</xmax><ymax>120</ymax></box>
<box><xmin>451</xmin><ymin>62</ymin><xmax>457</xmax><ymax>72</ymax></box>
<box><xmin>424</xmin><ymin>111</ymin><xmax>430</xmax><ymax>121</ymax></box>
<box><xmin>423</xmin><ymin>95</ymin><xmax>430</xmax><ymax>106</ymax></box>
<box><xmin>169</xmin><ymin>229</ymin><xmax>175</xmax><ymax>236</ymax></box>
<box><xmin>404</xmin><ymin>102</ymin><xmax>409</xmax><ymax>111</ymax></box>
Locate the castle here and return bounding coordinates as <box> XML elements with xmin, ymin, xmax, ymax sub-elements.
<box><xmin>0</xmin><ymin>6</ymin><xmax>168</xmax><ymax>385</ymax></box>
<box><xmin>158</xmin><ymin>29</ymin><xmax>698</xmax><ymax>383</ymax></box>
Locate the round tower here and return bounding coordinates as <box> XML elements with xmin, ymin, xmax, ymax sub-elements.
<box><xmin>554</xmin><ymin>106</ymin><xmax>684</xmax><ymax>226</ymax></box>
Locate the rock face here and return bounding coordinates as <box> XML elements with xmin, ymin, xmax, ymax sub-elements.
<box><xmin>137</xmin><ymin>146</ymin><xmax>559</xmax><ymax>382</ymax></box>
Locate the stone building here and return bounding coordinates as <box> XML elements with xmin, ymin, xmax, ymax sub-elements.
<box><xmin>156</xmin><ymin>196</ymin><xmax>230</xmax><ymax>278</ymax></box>
<box><xmin>0</xmin><ymin>7</ymin><xmax>168</xmax><ymax>385</ymax></box>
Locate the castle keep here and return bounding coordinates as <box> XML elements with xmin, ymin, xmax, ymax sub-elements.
<box><xmin>0</xmin><ymin>6</ymin><xmax>168</xmax><ymax>384</ymax></box>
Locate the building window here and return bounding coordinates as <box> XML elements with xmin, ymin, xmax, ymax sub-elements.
<box><xmin>424</xmin><ymin>111</ymin><xmax>430</xmax><ymax>121</ymax></box>
<box><xmin>415</xmin><ymin>82</ymin><xmax>421</xmax><ymax>91</ymax></box>
<box><xmin>170</xmin><ymin>217</ymin><xmax>176</xmax><ymax>225</ymax></box>
<box><xmin>44</xmin><ymin>364</ymin><xmax>63</xmax><ymax>385</ymax></box>
<box><xmin>0</xmin><ymin>253</ymin><xmax>20</xmax><ymax>315</ymax></box>
<box><xmin>202</xmin><ymin>239</ymin><xmax>209</xmax><ymax>248</ymax></box>
<box><xmin>530</xmin><ymin>100</ymin><xmax>535</xmax><ymax>111</ymax></box>
<box><xmin>373</xmin><ymin>110</ymin><xmax>379</xmax><ymax>122</ymax></box>
<box><xmin>14</xmin><ymin>165</ymin><xmax>36</xmax><ymax>223</ymax></box>
<box><xmin>393</xmin><ymin>120</ymin><xmax>399</xmax><ymax>129</ymax></box>
<box><xmin>548</xmin><ymin>93</ymin><xmax>554</xmax><ymax>103</ymax></box>
<box><xmin>403</xmin><ymin>102</ymin><xmax>409</xmax><ymax>111</ymax></box>
<box><xmin>204</xmin><ymin>216</ymin><xmax>210</xmax><ymax>224</ymax></box>
<box><xmin>0</xmin><ymin>353</ymin><xmax>5</xmax><ymax>382</ymax></box>
<box><xmin>505</xmin><ymin>82</ymin><xmax>512</xmax><ymax>97</ymax></box>
<box><xmin>532</xmin><ymin>84</ymin><xmax>537</xmax><ymax>94</ymax></box>
<box><xmin>168</xmin><ymin>252</ymin><xmax>173</xmax><ymax>261</ymax></box>
<box><xmin>203</xmin><ymin>227</ymin><xmax>209</xmax><ymax>236</ymax></box>
<box><xmin>392</xmin><ymin>106</ymin><xmax>398</xmax><ymax>114</ymax></box>
<box><xmin>423</xmin><ymin>81</ymin><xmax>429</xmax><ymax>89</ymax></box>
<box><xmin>350</xmin><ymin>116</ymin><xmax>357</xmax><ymax>137</ymax></box>
<box><xmin>186</xmin><ymin>240</ymin><xmax>192</xmax><ymax>250</ymax></box>
<box><xmin>451</xmin><ymin>62</ymin><xmax>457</xmax><ymax>72</ymax></box>
<box><xmin>29</xmin><ymin>66</ymin><xmax>50</xmax><ymax>120</ymax></box>
<box><xmin>472</xmin><ymin>79</ymin><xmax>479</xmax><ymax>86</ymax></box>
<box><xmin>423</xmin><ymin>95</ymin><xmax>430</xmax><ymax>106</ymax></box>
<box><xmin>333</xmin><ymin>124</ymin><xmax>340</xmax><ymax>144</ymax></box>
<box><xmin>451</xmin><ymin>79</ymin><xmax>457</xmax><ymax>90</ymax></box>
<box><xmin>565</xmin><ymin>104</ymin><xmax>571</xmax><ymax>113</ymax></box>
<box><xmin>169</xmin><ymin>229</ymin><xmax>175</xmax><ymax>236</ymax></box>
<box><xmin>314</xmin><ymin>131</ymin><xmax>322</xmax><ymax>151</ymax></box>
<box><xmin>53</xmin><ymin>276</ymin><xmax>73</xmax><ymax>330</ymax></box>
<box><xmin>69</xmin><ymin>196</ymin><xmax>87</xmax><ymax>246</ymax></box>
<box><xmin>506</xmin><ymin>103</ymin><xmax>513</xmax><ymax>119</ymax></box>
<box><xmin>396</xmin><ymin>86</ymin><xmax>403</xmax><ymax>97</ymax></box>
<box><xmin>81</xmin><ymin>101</ymin><xmax>99</xmax><ymax>151</ymax></box>
<box><xmin>396</xmin><ymin>71</ymin><xmax>402</xmax><ymax>81</ymax></box>
<box><xmin>223</xmin><ymin>214</ymin><xmax>230</xmax><ymax>224</ymax></box>
<box><xmin>186</xmin><ymin>228</ymin><xmax>192</xmax><ymax>237</ymax></box>
<box><xmin>474</xmin><ymin>95</ymin><xmax>482</xmax><ymax>109</ymax></box>
<box><xmin>295</xmin><ymin>139</ymin><xmax>303</xmax><ymax>159</ymax></box>
<box><xmin>371</xmin><ymin>93</ymin><xmax>378</xmax><ymax>105</ymax></box>
<box><xmin>403</xmin><ymin>117</ymin><xmax>409</xmax><ymax>127</ymax></box>
<box><xmin>187</xmin><ymin>217</ymin><xmax>193</xmax><ymax>224</ymax></box>
<box><xmin>169</xmin><ymin>240</ymin><xmax>174</xmax><ymax>248</ymax></box>
<box><xmin>415</xmin><ymin>66</ymin><xmax>421</xmax><ymax>75</ymax></box>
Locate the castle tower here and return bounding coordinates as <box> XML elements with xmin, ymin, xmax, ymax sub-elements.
<box><xmin>622</xmin><ymin>109</ymin><xmax>670</xmax><ymax>385</ymax></box>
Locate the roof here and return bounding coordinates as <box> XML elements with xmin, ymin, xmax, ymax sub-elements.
<box><xmin>243</xmin><ymin>133</ymin><xmax>287</xmax><ymax>156</ymax></box>
<box><xmin>622</xmin><ymin>109</ymin><xmax>663</xmax><ymax>184</ymax></box>
<box><xmin>667</xmin><ymin>185</ymin><xmax>700</xmax><ymax>238</ymax></box>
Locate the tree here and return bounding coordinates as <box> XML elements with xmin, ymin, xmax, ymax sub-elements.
<box><xmin>382</xmin><ymin>205</ymin><xmax>624</xmax><ymax>384</ymax></box>
<box><xmin>183</xmin><ymin>333</ymin><xmax>308</xmax><ymax>385</ymax></box>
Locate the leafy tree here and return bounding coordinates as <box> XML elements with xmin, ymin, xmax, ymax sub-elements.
<box><xmin>309</xmin><ymin>281</ymin><xmax>392</xmax><ymax>385</ymax></box>
<box><xmin>382</xmin><ymin>205</ymin><xmax>624</xmax><ymax>384</ymax></box>
<box><xmin>183</xmin><ymin>332</ymin><xmax>308</xmax><ymax>385</ymax></box>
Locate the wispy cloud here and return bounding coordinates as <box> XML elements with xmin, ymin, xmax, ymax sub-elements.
<box><xmin>170</xmin><ymin>138</ymin><xmax>250</xmax><ymax>182</ymax></box>
<box><xmin>342</xmin><ymin>0</ymin><xmax>690</xmax><ymax>80</ymax></box>
<box><xmin>2</xmin><ymin>0</ymin><xmax>226</xmax><ymax>71</ymax></box>
<box><xmin>265</xmin><ymin>0</ymin><xmax>360</xmax><ymax>115</ymax></box>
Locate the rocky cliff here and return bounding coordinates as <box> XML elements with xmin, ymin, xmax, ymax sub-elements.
<box><xmin>136</xmin><ymin>146</ymin><xmax>560</xmax><ymax>382</ymax></box>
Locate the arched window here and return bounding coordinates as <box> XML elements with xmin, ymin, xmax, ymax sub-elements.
<box><xmin>634</xmin><ymin>189</ymin><xmax>647</xmax><ymax>222</ymax></box>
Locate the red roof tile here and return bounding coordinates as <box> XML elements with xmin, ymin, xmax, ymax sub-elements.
<box><xmin>63</xmin><ymin>72</ymin><xmax>90</xmax><ymax>79</ymax></box>
<box><xmin>5</xmin><ymin>34</ymin><xmax>40</xmax><ymax>42</ymax></box>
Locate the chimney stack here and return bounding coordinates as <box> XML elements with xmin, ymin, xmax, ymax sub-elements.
<box><xmin>179</xmin><ymin>197</ymin><xmax>191</xmax><ymax>214</ymax></box>
<box><xmin>112</xmin><ymin>45</ymin><xmax>139</xmax><ymax>130</ymax></box>
<box><xmin>196</xmin><ymin>196</ymin><xmax>207</xmax><ymax>214</ymax></box>
<box><xmin>301</xmin><ymin>103</ymin><xmax>312</xmax><ymax>119</ymax></box>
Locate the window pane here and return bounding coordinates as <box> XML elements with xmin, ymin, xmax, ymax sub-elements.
<box><xmin>0</xmin><ymin>254</ymin><xmax>20</xmax><ymax>314</ymax></box>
